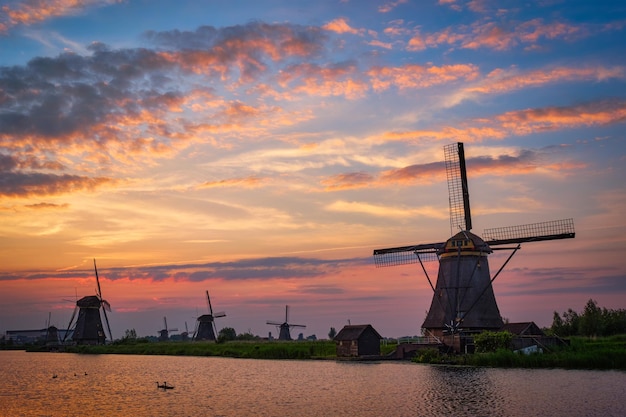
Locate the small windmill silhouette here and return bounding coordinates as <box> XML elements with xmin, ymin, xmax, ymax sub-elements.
<box><xmin>267</xmin><ymin>305</ymin><xmax>306</xmax><ymax>340</ymax></box>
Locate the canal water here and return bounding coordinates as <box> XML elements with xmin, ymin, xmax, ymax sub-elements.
<box><xmin>0</xmin><ymin>350</ymin><xmax>624</xmax><ymax>416</ymax></box>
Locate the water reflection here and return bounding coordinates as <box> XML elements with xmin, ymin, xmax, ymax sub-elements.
<box><xmin>1</xmin><ymin>351</ymin><xmax>624</xmax><ymax>417</ymax></box>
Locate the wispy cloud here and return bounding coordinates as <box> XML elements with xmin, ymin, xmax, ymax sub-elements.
<box><xmin>405</xmin><ymin>18</ymin><xmax>619</xmax><ymax>51</ymax></box>
<box><xmin>384</xmin><ymin>99</ymin><xmax>626</xmax><ymax>142</ymax></box>
<box><xmin>0</xmin><ymin>0</ymin><xmax>120</xmax><ymax>34</ymax></box>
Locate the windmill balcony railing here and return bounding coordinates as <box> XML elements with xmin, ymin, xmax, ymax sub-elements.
<box><xmin>396</xmin><ymin>336</ymin><xmax>442</xmax><ymax>345</ymax></box>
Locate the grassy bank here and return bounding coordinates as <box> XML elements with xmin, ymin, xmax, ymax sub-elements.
<box><xmin>61</xmin><ymin>340</ymin><xmax>339</xmax><ymax>360</ymax></box>
<box><xmin>412</xmin><ymin>334</ymin><xmax>626</xmax><ymax>370</ymax></box>
<box><xmin>18</xmin><ymin>335</ymin><xmax>625</xmax><ymax>370</ymax></box>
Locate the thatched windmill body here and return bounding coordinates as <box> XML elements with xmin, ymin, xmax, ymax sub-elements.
<box><xmin>64</xmin><ymin>260</ymin><xmax>113</xmax><ymax>345</ymax></box>
<box><xmin>267</xmin><ymin>305</ymin><xmax>306</xmax><ymax>340</ymax></box>
<box><xmin>193</xmin><ymin>290</ymin><xmax>226</xmax><ymax>341</ymax></box>
<box><xmin>373</xmin><ymin>143</ymin><xmax>575</xmax><ymax>347</ymax></box>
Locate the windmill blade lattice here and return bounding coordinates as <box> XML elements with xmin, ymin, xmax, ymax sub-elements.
<box><xmin>444</xmin><ymin>142</ymin><xmax>472</xmax><ymax>233</ymax></box>
<box><xmin>373</xmin><ymin>245</ymin><xmax>441</xmax><ymax>267</ymax></box>
<box><xmin>484</xmin><ymin>218</ymin><xmax>575</xmax><ymax>245</ymax></box>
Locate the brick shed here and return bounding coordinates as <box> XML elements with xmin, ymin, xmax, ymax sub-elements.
<box><xmin>334</xmin><ymin>324</ymin><xmax>382</xmax><ymax>357</ymax></box>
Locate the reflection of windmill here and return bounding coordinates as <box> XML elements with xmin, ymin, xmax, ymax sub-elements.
<box><xmin>193</xmin><ymin>290</ymin><xmax>226</xmax><ymax>341</ymax></box>
<box><xmin>267</xmin><ymin>305</ymin><xmax>306</xmax><ymax>340</ymax></box>
<box><xmin>63</xmin><ymin>259</ymin><xmax>113</xmax><ymax>345</ymax></box>
<box><xmin>373</xmin><ymin>143</ymin><xmax>575</xmax><ymax>346</ymax></box>
<box><xmin>158</xmin><ymin>317</ymin><xmax>178</xmax><ymax>341</ymax></box>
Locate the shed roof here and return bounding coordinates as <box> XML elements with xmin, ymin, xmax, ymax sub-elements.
<box><xmin>501</xmin><ymin>322</ymin><xmax>545</xmax><ymax>336</ymax></box>
<box><xmin>334</xmin><ymin>324</ymin><xmax>382</xmax><ymax>341</ymax></box>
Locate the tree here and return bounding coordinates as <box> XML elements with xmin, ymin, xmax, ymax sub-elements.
<box><xmin>124</xmin><ymin>329</ymin><xmax>137</xmax><ymax>340</ymax></box>
<box><xmin>551</xmin><ymin>299</ymin><xmax>626</xmax><ymax>337</ymax></box>
<box><xmin>580</xmin><ymin>299</ymin><xmax>603</xmax><ymax>337</ymax></box>
<box><xmin>217</xmin><ymin>327</ymin><xmax>236</xmax><ymax>343</ymax></box>
<box><xmin>328</xmin><ymin>327</ymin><xmax>337</xmax><ymax>339</ymax></box>
<box><xmin>474</xmin><ymin>331</ymin><xmax>513</xmax><ymax>353</ymax></box>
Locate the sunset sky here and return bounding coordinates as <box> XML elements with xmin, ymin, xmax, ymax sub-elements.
<box><xmin>1</xmin><ymin>0</ymin><xmax>624</xmax><ymax>340</ymax></box>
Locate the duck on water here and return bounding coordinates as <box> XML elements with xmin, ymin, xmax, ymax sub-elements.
<box><xmin>156</xmin><ymin>382</ymin><xmax>174</xmax><ymax>389</ymax></box>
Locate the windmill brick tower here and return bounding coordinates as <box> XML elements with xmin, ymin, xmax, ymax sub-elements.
<box><xmin>193</xmin><ymin>290</ymin><xmax>226</xmax><ymax>342</ymax></box>
<box><xmin>373</xmin><ymin>143</ymin><xmax>575</xmax><ymax>352</ymax></box>
<box><xmin>64</xmin><ymin>260</ymin><xmax>113</xmax><ymax>345</ymax></box>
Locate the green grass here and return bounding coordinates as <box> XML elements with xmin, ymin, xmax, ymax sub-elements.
<box><xmin>63</xmin><ymin>340</ymin><xmax>338</xmax><ymax>359</ymax></box>
<box><xmin>411</xmin><ymin>335</ymin><xmax>626</xmax><ymax>370</ymax></box>
<box><xmin>20</xmin><ymin>334</ymin><xmax>626</xmax><ymax>369</ymax></box>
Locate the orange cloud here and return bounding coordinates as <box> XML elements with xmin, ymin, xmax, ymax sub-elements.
<box><xmin>383</xmin><ymin>99</ymin><xmax>626</xmax><ymax>143</ymax></box>
<box><xmin>405</xmin><ymin>18</ymin><xmax>614</xmax><ymax>51</ymax></box>
<box><xmin>378</xmin><ymin>0</ymin><xmax>408</xmax><ymax>13</ymax></box>
<box><xmin>497</xmin><ymin>100</ymin><xmax>626</xmax><ymax>136</ymax></box>
<box><xmin>198</xmin><ymin>176</ymin><xmax>266</xmax><ymax>189</ymax></box>
<box><xmin>278</xmin><ymin>62</ymin><xmax>369</xmax><ymax>99</ymax></box>
<box><xmin>320</xmin><ymin>172</ymin><xmax>375</xmax><ymax>191</ymax></box>
<box><xmin>465</xmin><ymin>66</ymin><xmax>626</xmax><ymax>95</ymax></box>
<box><xmin>367</xmin><ymin>63</ymin><xmax>479</xmax><ymax>91</ymax></box>
<box><xmin>322</xmin><ymin>18</ymin><xmax>363</xmax><ymax>35</ymax></box>
<box><xmin>0</xmin><ymin>0</ymin><xmax>119</xmax><ymax>33</ymax></box>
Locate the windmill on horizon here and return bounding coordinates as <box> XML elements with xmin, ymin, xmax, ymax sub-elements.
<box><xmin>267</xmin><ymin>305</ymin><xmax>306</xmax><ymax>340</ymax></box>
<box><xmin>193</xmin><ymin>290</ymin><xmax>226</xmax><ymax>342</ymax></box>
<box><xmin>373</xmin><ymin>143</ymin><xmax>575</xmax><ymax>350</ymax></box>
<box><xmin>63</xmin><ymin>259</ymin><xmax>113</xmax><ymax>345</ymax></box>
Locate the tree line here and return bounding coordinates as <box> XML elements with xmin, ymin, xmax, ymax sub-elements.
<box><xmin>551</xmin><ymin>299</ymin><xmax>626</xmax><ymax>337</ymax></box>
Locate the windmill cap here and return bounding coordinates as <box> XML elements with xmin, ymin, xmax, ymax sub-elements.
<box><xmin>76</xmin><ymin>295</ymin><xmax>102</xmax><ymax>308</ymax></box>
<box><xmin>440</xmin><ymin>230</ymin><xmax>492</xmax><ymax>256</ymax></box>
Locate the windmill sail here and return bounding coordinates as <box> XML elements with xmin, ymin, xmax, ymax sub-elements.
<box><xmin>444</xmin><ymin>142</ymin><xmax>472</xmax><ymax>233</ymax></box>
<box><xmin>94</xmin><ymin>259</ymin><xmax>113</xmax><ymax>342</ymax></box>
<box><xmin>484</xmin><ymin>218</ymin><xmax>575</xmax><ymax>245</ymax></box>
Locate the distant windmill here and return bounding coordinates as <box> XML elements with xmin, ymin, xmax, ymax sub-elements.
<box><xmin>267</xmin><ymin>305</ymin><xmax>306</xmax><ymax>341</ymax></box>
<box><xmin>44</xmin><ymin>312</ymin><xmax>59</xmax><ymax>346</ymax></box>
<box><xmin>373</xmin><ymin>143</ymin><xmax>575</xmax><ymax>348</ymax></box>
<box><xmin>158</xmin><ymin>317</ymin><xmax>178</xmax><ymax>341</ymax></box>
<box><xmin>63</xmin><ymin>259</ymin><xmax>113</xmax><ymax>345</ymax></box>
<box><xmin>193</xmin><ymin>290</ymin><xmax>226</xmax><ymax>342</ymax></box>
<box><xmin>181</xmin><ymin>321</ymin><xmax>191</xmax><ymax>341</ymax></box>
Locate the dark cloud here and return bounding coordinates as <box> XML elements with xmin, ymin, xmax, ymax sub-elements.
<box><xmin>498</xmin><ymin>266</ymin><xmax>626</xmax><ymax>297</ymax></box>
<box><xmin>0</xmin><ymin>22</ymin><xmax>331</xmax><ymax>198</ymax></box>
<box><xmin>0</xmin><ymin>256</ymin><xmax>371</xmax><ymax>282</ymax></box>
<box><xmin>144</xmin><ymin>21</ymin><xmax>326</xmax><ymax>56</ymax></box>
<box><xmin>0</xmin><ymin>170</ymin><xmax>113</xmax><ymax>197</ymax></box>
<box><xmin>380</xmin><ymin>161</ymin><xmax>443</xmax><ymax>183</ymax></box>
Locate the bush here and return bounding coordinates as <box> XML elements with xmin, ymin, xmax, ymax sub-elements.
<box><xmin>474</xmin><ymin>331</ymin><xmax>513</xmax><ymax>353</ymax></box>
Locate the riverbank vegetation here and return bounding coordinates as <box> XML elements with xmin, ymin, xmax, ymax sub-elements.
<box><xmin>549</xmin><ymin>299</ymin><xmax>626</xmax><ymax>337</ymax></box>
<box><xmin>7</xmin><ymin>300</ymin><xmax>624</xmax><ymax>370</ymax></box>
<box><xmin>412</xmin><ymin>334</ymin><xmax>626</xmax><ymax>370</ymax></box>
<box><xmin>63</xmin><ymin>340</ymin><xmax>339</xmax><ymax>360</ymax></box>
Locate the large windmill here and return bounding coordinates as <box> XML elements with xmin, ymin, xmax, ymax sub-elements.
<box><xmin>64</xmin><ymin>259</ymin><xmax>113</xmax><ymax>345</ymax></box>
<box><xmin>193</xmin><ymin>290</ymin><xmax>226</xmax><ymax>341</ymax></box>
<box><xmin>267</xmin><ymin>305</ymin><xmax>306</xmax><ymax>340</ymax></box>
<box><xmin>373</xmin><ymin>143</ymin><xmax>575</xmax><ymax>349</ymax></box>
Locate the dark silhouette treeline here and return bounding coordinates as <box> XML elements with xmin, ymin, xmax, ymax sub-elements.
<box><xmin>551</xmin><ymin>299</ymin><xmax>626</xmax><ymax>337</ymax></box>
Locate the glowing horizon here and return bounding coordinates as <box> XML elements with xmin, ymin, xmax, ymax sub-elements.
<box><xmin>0</xmin><ymin>0</ymin><xmax>624</xmax><ymax>339</ymax></box>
